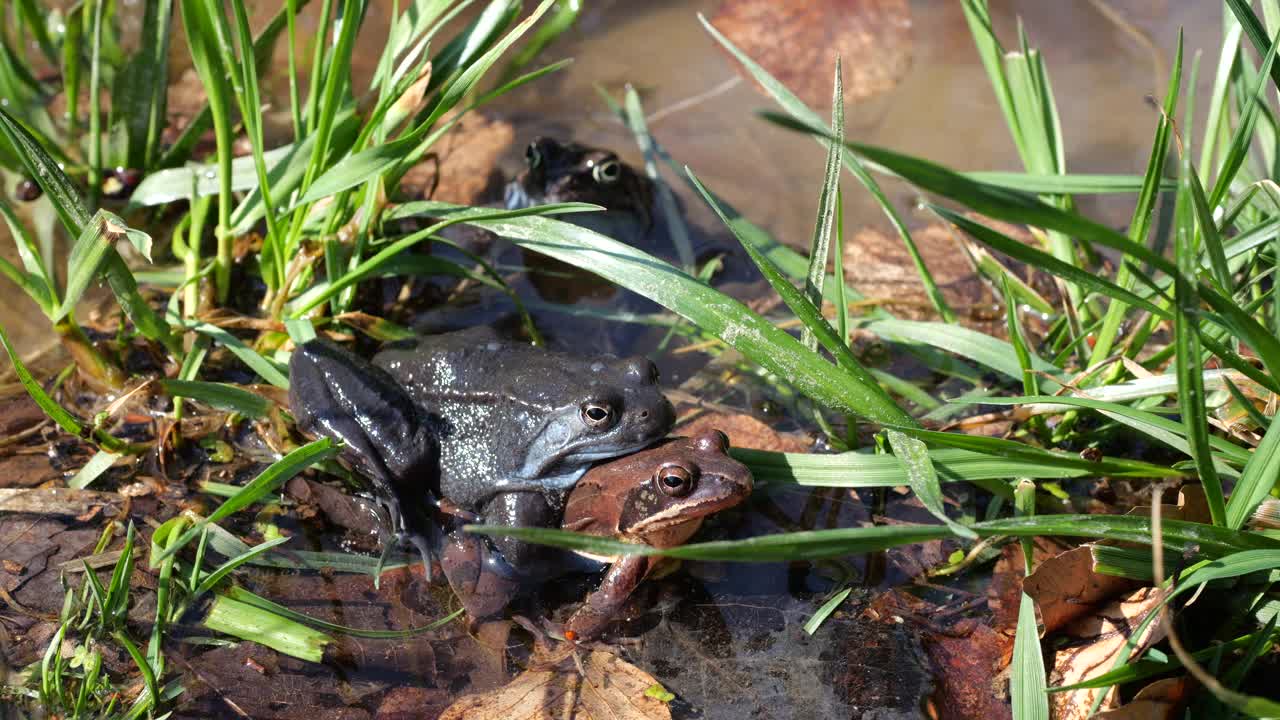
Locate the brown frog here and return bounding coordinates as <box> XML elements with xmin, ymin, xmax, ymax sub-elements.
<box><xmin>558</xmin><ymin>429</ymin><xmax>753</xmax><ymax>641</ymax></box>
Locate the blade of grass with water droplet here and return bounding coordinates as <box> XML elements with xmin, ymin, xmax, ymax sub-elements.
<box><xmin>446</xmin><ymin>202</ymin><xmax>917</xmax><ymax>427</ymax></box>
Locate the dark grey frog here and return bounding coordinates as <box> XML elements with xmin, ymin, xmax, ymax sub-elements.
<box><xmin>287</xmin><ymin>327</ymin><xmax>675</xmax><ymax>584</ymax></box>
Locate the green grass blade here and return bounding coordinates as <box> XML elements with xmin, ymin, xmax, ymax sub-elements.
<box><xmin>223</xmin><ymin>585</ymin><xmax>461</xmax><ymax>639</ymax></box>
<box><xmin>189</xmin><ymin>322</ymin><xmax>289</xmax><ymax>388</ymax></box>
<box><xmin>0</xmin><ymin>322</ymin><xmax>85</xmax><ymax>437</ymax></box>
<box><xmin>55</xmin><ymin>211</ymin><xmax>120</xmax><ymax>322</ymax></box>
<box><xmin>1091</xmin><ymin>32</ymin><xmax>1182</xmax><ymax>364</ymax></box>
<box><xmin>297</xmin><ymin>202</ymin><xmax>598</xmax><ymax>315</ymax></box>
<box><xmin>158</xmin><ymin>379</ymin><xmax>271</xmax><ymax>418</ymax></box>
<box><xmin>468</xmin><ymin>515</ymin><xmax>1278</xmax><ymax>563</ymax></box>
<box><xmin>687</xmin><ymin>171</ymin><xmax>876</xmax><ymax>383</ymax></box>
<box><xmin>68</xmin><ymin>449</ymin><xmax>121</xmax><ymax>490</ymax></box>
<box><xmin>190</xmin><ymin>536</ymin><xmax>291</xmax><ymax>599</ymax></box>
<box><xmin>466</xmin><ymin>205</ymin><xmax>917</xmax><ymax>425</ymax></box>
<box><xmin>1209</xmin><ymin>22</ymin><xmax>1280</xmax><ymax>210</ymax></box>
<box><xmin>617</xmin><ymin>86</ymin><xmax>695</xmax><ymax>270</ymax></box>
<box><xmin>1051</xmin><ymin>631</ymin><xmax>1268</xmax><ymax>691</ymax></box>
<box><xmin>962</xmin><ymin>172</ymin><xmax>1171</xmax><ymax>194</ymax></box>
<box><xmin>700</xmin><ymin>17</ymin><xmax>952</xmax><ymax>321</ymax></box>
<box><xmin>966</xmin><ymin>395</ymin><xmax>1252</xmax><ymax>468</ymax></box>
<box><xmin>803</xmin><ymin>587</ymin><xmax>852</xmax><ymax>636</ymax></box>
<box><xmin>887</xmin><ymin>430</ymin><xmax>976</xmax><ymax>539</ymax></box>
<box><xmin>802</xmin><ymin>59</ymin><xmax>846</xmax><ymax>344</ymax></box>
<box><xmin>0</xmin><ymin>106</ymin><xmax>90</xmax><ymax>234</ymax></box>
<box><xmin>864</xmin><ymin>317</ymin><xmax>1063</xmax><ymax>388</ymax></box>
<box><xmin>1226</xmin><ymin>0</ymin><xmax>1280</xmax><ymax>93</ymax></box>
<box><xmin>112</xmin><ymin>631</ymin><xmax>158</xmax><ymax>713</ymax></box>
<box><xmin>735</xmin><ymin>446</ymin><xmax>1167</xmax><ymax>485</ymax></box>
<box><xmin>763</xmin><ymin>113</ymin><xmax>1179</xmax><ymax>278</ymax></box>
<box><xmin>1174</xmin><ymin>152</ymin><xmax>1227</xmax><ymax>527</ymax></box>
<box><xmin>1011</xmin><ymin>591</ymin><xmax>1049</xmax><ymax>720</ymax></box>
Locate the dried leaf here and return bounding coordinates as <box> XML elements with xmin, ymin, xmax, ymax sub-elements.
<box><xmin>1093</xmin><ymin>677</ymin><xmax>1191</xmax><ymax>720</ymax></box>
<box><xmin>710</xmin><ymin>0</ymin><xmax>912</xmax><ymax>108</ymax></box>
<box><xmin>440</xmin><ymin>650</ymin><xmax>672</xmax><ymax>720</ymax></box>
<box><xmin>1048</xmin><ymin>587</ymin><xmax>1167</xmax><ymax>719</ymax></box>
<box><xmin>1024</xmin><ymin>546</ymin><xmax>1142</xmax><ymax>637</ymax></box>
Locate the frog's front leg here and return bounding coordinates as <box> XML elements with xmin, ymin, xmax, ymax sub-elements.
<box><xmin>480</xmin><ymin>490</ymin><xmax>562</xmax><ymax>570</ymax></box>
<box><xmin>563</xmin><ymin>555</ymin><xmax>652</xmax><ymax>642</ymax></box>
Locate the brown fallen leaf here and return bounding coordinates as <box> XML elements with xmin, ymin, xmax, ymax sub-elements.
<box><xmin>710</xmin><ymin>0</ymin><xmax>912</xmax><ymax>108</ymax></box>
<box><xmin>440</xmin><ymin>651</ymin><xmax>672</xmax><ymax>720</ymax></box>
<box><xmin>677</xmin><ymin>411</ymin><xmax>811</xmax><ymax>453</ymax></box>
<box><xmin>1093</xmin><ymin>677</ymin><xmax>1192</xmax><ymax>720</ymax></box>
<box><xmin>1024</xmin><ymin>546</ymin><xmax>1141</xmax><ymax>637</ymax></box>
<box><xmin>1048</xmin><ymin>587</ymin><xmax>1167</xmax><ymax>720</ymax></box>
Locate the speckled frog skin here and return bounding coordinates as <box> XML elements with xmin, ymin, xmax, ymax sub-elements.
<box><xmin>372</xmin><ymin>326</ymin><xmax>674</xmax><ymax>511</ymax></box>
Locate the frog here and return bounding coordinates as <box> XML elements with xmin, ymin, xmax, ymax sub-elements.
<box><xmin>438</xmin><ymin>429</ymin><xmax>752</xmax><ymax>639</ymax></box>
<box><xmin>287</xmin><ymin>326</ymin><xmax>675</xmax><ymax>578</ymax></box>
<box><xmin>504</xmin><ymin>136</ymin><xmax>655</xmax><ymax>232</ymax></box>
<box><xmin>559</xmin><ymin>429</ymin><xmax>752</xmax><ymax>641</ymax></box>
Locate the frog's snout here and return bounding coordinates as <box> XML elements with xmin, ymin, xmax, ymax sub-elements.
<box><xmin>627</xmin><ymin>392</ymin><xmax>675</xmax><ymax>441</ymax></box>
<box><xmin>620</xmin><ymin>357</ymin><xmax>661</xmax><ymax>386</ymax></box>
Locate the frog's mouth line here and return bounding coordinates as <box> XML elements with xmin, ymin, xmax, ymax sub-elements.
<box><xmin>624</xmin><ymin>493</ymin><xmax>746</xmax><ymax>535</ymax></box>
<box><xmin>517</xmin><ymin>435</ymin><xmax>663</xmax><ymax>486</ymax></box>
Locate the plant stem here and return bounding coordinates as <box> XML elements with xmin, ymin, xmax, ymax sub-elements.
<box><xmin>55</xmin><ymin>318</ymin><xmax>123</xmax><ymax>390</ymax></box>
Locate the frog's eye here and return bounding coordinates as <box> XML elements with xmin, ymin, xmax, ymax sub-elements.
<box><xmin>654</xmin><ymin>464</ymin><xmax>695</xmax><ymax>497</ymax></box>
<box><xmin>592</xmin><ymin>159</ymin><xmax>621</xmax><ymax>184</ymax></box>
<box><xmin>525</xmin><ymin>142</ymin><xmax>542</xmax><ymax>169</ymax></box>
<box><xmin>580</xmin><ymin>401</ymin><xmax>616</xmax><ymax>429</ymax></box>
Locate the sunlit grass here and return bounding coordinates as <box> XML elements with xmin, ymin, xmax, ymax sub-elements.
<box><xmin>1</xmin><ymin>0</ymin><xmax>1279</xmax><ymax>715</ymax></box>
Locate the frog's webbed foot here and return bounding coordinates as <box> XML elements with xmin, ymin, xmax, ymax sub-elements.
<box><xmin>513</xmin><ymin>615</ymin><xmax>635</xmax><ymax>673</ymax></box>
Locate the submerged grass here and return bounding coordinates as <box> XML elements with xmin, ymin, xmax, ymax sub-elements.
<box><xmin>1</xmin><ymin>0</ymin><xmax>1279</xmax><ymax>715</ymax></box>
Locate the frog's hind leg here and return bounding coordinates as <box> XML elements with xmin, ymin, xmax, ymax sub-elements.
<box><xmin>289</xmin><ymin>338</ymin><xmax>443</xmax><ymax>573</ymax></box>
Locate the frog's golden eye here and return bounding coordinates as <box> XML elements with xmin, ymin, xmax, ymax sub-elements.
<box><xmin>592</xmin><ymin>159</ymin><xmax>621</xmax><ymax>184</ymax></box>
<box><xmin>654</xmin><ymin>464</ymin><xmax>695</xmax><ymax>497</ymax></box>
<box><xmin>525</xmin><ymin>142</ymin><xmax>542</xmax><ymax>169</ymax></box>
<box><xmin>580</xmin><ymin>401</ymin><xmax>616</xmax><ymax>429</ymax></box>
